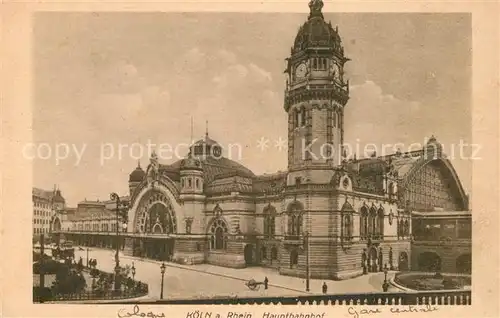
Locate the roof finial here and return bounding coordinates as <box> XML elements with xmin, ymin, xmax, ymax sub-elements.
<box><xmin>205</xmin><ymin>120</ymin><xmax>209</xmax><ymax>138</ymax></box>
<box><xmin>190</xmin><ymin>116</ymin><xmax>194</xmax><ymax>144</ymax></box>
<box><xmin>137</xmin><ymin>159</ymin><xmax>141</xmax><ymax>168</ymax></box>
<box><xmin>308</xmin><ymin>0</ymin><xmax>324</xmax><ymax>19</ymax></box>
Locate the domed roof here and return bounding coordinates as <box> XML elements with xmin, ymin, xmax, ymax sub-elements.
<box><xmin>293</xmin><ymin>0</ymin><xmax>343</xmax><ymax>53</ymax></box>
<box><xmin>53</xmin><ymin>189</ymin><xmax>65</xmax><ymax>203</ymax></box>
<box><xmin>129</xmin><ymin>161</ymin><xmax>145</xmax><ymax>182</ymax></box>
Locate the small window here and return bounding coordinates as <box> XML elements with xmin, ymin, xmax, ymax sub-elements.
<box><xmin>188</xmin><ymin>178</ymin><xmax>192</xmax><ymax>188</ymax></box>
<box><xmin>195</xmin><ymin>178</ymin><xmax>200</xmax><ymax>189</ymax></box>
<box><xmin>181</xmin><ymin>179</ymin><xmax>185</xmax><ymax>188</ymax></box>
<box><xmin>301</xmin><ymin>108</ymin><xmax>306</xmax><ymax>126</ymax></box>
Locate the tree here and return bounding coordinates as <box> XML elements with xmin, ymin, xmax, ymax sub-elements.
<box><xmin>51</xmin><ymin>266</ymin><xmax>87</xmax><ymax>295</ymax></box>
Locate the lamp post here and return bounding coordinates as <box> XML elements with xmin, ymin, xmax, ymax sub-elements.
<box><xmin>303</xmin><ymin>231</ymin><xmax>310</xmax><ymax>292</ymax></box>
<box><xmin>86</xmin><ymin>247</ymin><xmax>90</xmax><ymax>268</ymax></box>
<box><xmin>131</xmin><ymin>262</ymin><xmax>136</xmax><ymax>281</ymax></box>
<box><xmin>160</xmin><ymin>262</ymin><xmax>166</xmax><ymax>300</ymax></box>
<box><xmin>382</xmin><ymin>264</ymin><xmax>389</xmax><ymax>292</ymax></box>
<box><xmin>110</xmin><ymin>192</ymin><xmax>128</xmax><ymax>291</ymax></box>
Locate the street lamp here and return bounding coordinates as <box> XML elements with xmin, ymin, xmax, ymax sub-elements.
<box><xmin>303</xmin><ymin>231</ymin><xmax>310</xmax><ymax>292</ymax></box>
<box><xmin>86</xmin><ymin>247</ymin><xmax>90</xmax><ymax>267</ymax></box>
<box><xmin>110</xmin><ymin>192</ymin><xmax>128</xmax><ymax>291</ymax></box>
<box><xmin>382</xmin><ymin>264</ymin><xmax>389</xmax><ymax>292</ymax></box>
<box><xmin>131</xmin><ymin>262</ymin><xmax>136</xmax><ymax>281</ymax></box>
<box><xmin>160</xmin><ymin>262</ymin><xmax>166</xmax><ymax>300</ymax></box>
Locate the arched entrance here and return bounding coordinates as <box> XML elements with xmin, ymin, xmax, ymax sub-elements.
<box><xmin>456</xmin><ymin>253</ymin><xmax>471</xmax><ymax>274</ymax></box>
<box><xmin>141</xmin><ymin>200</ymin><xmax>176</xmax><ymax>261</ymax></box>
<box><xmin>399</xmin><ymin>252</ymin><xmax>409</xmax><ymax>271</ymax></box>
<box><xmin>418</xmin><ymin>252</ymin><xmax>442</xmax><ymax>272</ymax></box>
<box><xmin>244</xmin><ymin>244</ymin><xmax>254</xmax><ymax>266</ymax></box>
<box><xmin>368</xmin><ymin>247</ymin><xmax>378</xmax><ymax>272</ymax></box>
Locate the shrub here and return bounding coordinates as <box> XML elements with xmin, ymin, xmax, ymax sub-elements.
<box><xmin>51</xmin><ymin>266</ymin><xmax>87</xmax><ymax>295</ymax></box>
<box><xmin>33</xmin><ymin>259</ymin><xmax>63</xmax><ymax>274</ymax></box>
<box><xmin>433</xmin><ymin>272</ymin><xmax>443</xmax><ymax>279</ymax></box>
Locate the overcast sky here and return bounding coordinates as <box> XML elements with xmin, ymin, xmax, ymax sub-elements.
<box><xmin>33</xmin><ymin>11</ymin><xmax>472</xmax><ymax>206</ymax></box>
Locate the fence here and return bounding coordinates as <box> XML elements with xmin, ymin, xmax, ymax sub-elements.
<box><xmin>104</xmin><ymin>290</ymin><xmax>470</xmax><ymax>305</ymax></box>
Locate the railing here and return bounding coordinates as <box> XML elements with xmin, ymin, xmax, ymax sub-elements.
<box><xmin>34</xmin><ymin>284</ymin><xmax>148</xmax><ymax>302</ymax></box>
<box><xmin>96</xmin><ymin>290</ymin><xmax>471</xmax><ymax>305</ymax></box>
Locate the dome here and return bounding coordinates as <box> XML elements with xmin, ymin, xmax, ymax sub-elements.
<box><xmin>190</xmin><ymin>133</ymin><xmax>223</xmax><ymax>158</ymax></box>
<box><xmin>53</xmin><ymin>189</ymin><xmax>65</xmax><ymax>203</ymax></box>
<box><xmin>293</xmin><ymin>0</ymin><xmax>343</xmax><ymax>53</ymax></box>
<box><xmin>129</xmin><ymin>162</ymin><xmax>145</xmax><ymax>182</ymax></box>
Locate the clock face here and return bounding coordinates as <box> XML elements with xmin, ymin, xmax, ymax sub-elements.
<box><xmin>212</xmin><ymin>146</ymin><xmax>222</xmax><ymax>157</ymax></box>
<box><xmin>295</xmin><ymin>62</ymin><xmax>307</xmax><ymax>79</ymax></box>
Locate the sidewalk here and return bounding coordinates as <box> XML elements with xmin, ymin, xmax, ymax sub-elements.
<box><xmin>120</xmin><ymin>252</ymin><xmax>391</xmax><ymax>295</ymax></box>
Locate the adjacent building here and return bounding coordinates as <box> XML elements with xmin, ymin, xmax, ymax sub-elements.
<box><xmin>32</xmin><ymin>187</ymin><xmax>65</xmax><ymax>238</ymax></box>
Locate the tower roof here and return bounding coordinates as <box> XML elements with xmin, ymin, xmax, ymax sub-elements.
<box><xmin>293</xmin><ymin>0</ymin><xmax>343</xmax><ymax>54</ymax></box>
<box><xmin>129</xmin><ymin>161</ymin><xmax>145</xmax><ymax>182</ymax></box>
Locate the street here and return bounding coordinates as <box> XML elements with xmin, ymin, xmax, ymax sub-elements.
<box><xmin>74</xmin><ymin>246</ymin><xmax>396</xmax><ymax>300</ymax></box>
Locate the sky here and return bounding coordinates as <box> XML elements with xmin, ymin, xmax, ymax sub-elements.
<box><xmin>32</xmin><ymin>11</ymin><xmax>472</xmax><ymax>206</ymax></box>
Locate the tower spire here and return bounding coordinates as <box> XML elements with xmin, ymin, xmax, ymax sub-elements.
<box><xmin>205</xmin><ymin>120</ymin><xmax>209</xmax><ymax>138</ymax></box>
<box><xmin>190</xmin><ymin>116</ymin><xmax>194</xmax><ymax>143</ymax></box>
<box><xmin>308</xmin><ymin>0</ymin><xmax>324</xmax><ymax>19</ymax></box>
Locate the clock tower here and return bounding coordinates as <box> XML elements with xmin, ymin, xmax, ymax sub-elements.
<box><xmin>284</xmin><ymin>0</ymin><xmax>349</xmax><ymax>185</ymax></box>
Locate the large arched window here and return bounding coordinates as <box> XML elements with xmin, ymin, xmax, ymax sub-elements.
<box><xmin>369</xmin><ymin>207</ymin><xmax>377</xmax><ymax>237</ymax></box>
<box><xmin>377</xmin><ymin>208</ymin><xmax>384</xmax><ymax>239</ymax></box>
<box><xmin>263</xmin><ymin>204</ymin><xmax>277</xmax><ymax>239</ymax></box>
<box><xmin>360</xmin><ymin>206</ymin><xmax>368</xmax><ymax>240</ymax></box>
<box><xmin>210</xmin><ymin>218</ymin><xmax>228</xmax><ymax>250</ymax></box>
<box><xmin>287</xmin><ymin>201</ymin><xmax>304</xmax><ymax>237</ymax></box>
<box><xmin>343</xmin><ymin>214</ymin><xmax>352</xmax><ymax>239</ymax></box>
<box><xmin>341</xmin><ymin>202</ymin><xmax>354</xmax><ymax>241</ymax></box>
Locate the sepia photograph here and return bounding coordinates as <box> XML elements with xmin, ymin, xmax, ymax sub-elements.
<box><xmin>11</xmin><ymin>0</ymin><xmax>491</xmax><ymax>310</ymax></box>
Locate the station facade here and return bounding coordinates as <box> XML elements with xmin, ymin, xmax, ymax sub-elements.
<box><xmin>52</xmin><ymin>0</ymin><xmax>471</xmax><ymax>279</ymax></box>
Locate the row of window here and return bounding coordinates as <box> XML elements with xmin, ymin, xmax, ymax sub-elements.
<box><xmin>359</xmin><ymin>208</ymin><xmax>385</xmax><ymax>240</ymax></box>
<box><xmin>312</xmin><ymin>57</ymin><xmax>328</xmax><ymax>71</ymax></box>
<box><xmin>73</xmin><ymin>223</ymin><xmax>117</xmax><ymax>232</ymax></box>
<box><xmin>33</xmin><ymin>228</ymin><xmax>49</xmax><ymax>234</ymax></box>
<box><xmin>291</xmin><ymin>108</ymin><xmax>342</xmax><ymax>129</ymax></box>
<box><xmin>34</xmin><ymin>219</ymin><xmax>49</xmax><ymax>225</ymax></box>
<box><xmin>34</xmin><ymin>210</ymin><xmax>52</xmax><ymax>216</ymax></box>
<box><xmin>33</xmin><ymin>202</ymin><xmax>51</xmax><ymax>209</ymax></box>
<box><xmin>181</xmin><ymin>177</ymin><xmax>202</xmax><ymax>189</ymax></box>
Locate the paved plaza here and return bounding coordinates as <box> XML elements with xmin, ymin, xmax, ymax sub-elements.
<box><xmin>73</xmin><ymin>246</ymin><xmax>398</xmax><ymax>300</ymax></box>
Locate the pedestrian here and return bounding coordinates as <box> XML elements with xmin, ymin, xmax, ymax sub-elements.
<box><xmin>322</xmin><ymin>282</ymin><xmax>327</xmax><ymax>294</ymax></box>
<box><xmin>264</xmin><ymin>276</ymin><xmax>269</xmax><ymax>290</ymax></box>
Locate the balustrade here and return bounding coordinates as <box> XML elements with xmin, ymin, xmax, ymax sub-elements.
<box><xmin>95</xmin><ymin>290</ymin><xmax>471</xmax><ymax>305</ymax></box>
